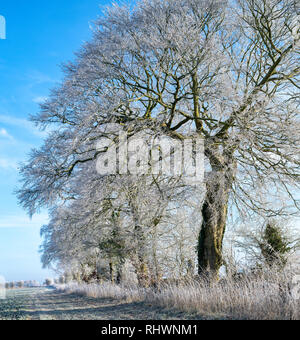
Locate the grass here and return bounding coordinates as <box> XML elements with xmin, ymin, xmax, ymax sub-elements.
<box><xmin>0</xmin><ymin>289</ymin><xmax>31</xmax><ymax>320</ymax></box>
<box><xmin>58</xmin><ymin>269</ymin><xmax>300</xmax><ymax>320</ymax></box>
<box><xmin>57</xmin><ymin>281</ymin><xmax>146</xmax><ymax>302</ymax></box>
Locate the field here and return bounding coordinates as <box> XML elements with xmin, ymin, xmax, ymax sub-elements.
<box><xmin>0</xmin><ymin>287</ymin><xmax>203</xmax><ymax>320</ymax></box>
<box><xmin>1</xmin><ymin>274</ymin><xmax>298</xmax><ymax>320</ymax></box>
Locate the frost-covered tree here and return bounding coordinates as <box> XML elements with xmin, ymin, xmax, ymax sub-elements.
<box><xmin>40</xmin><ymin>163</ymin><xmax>198</xmax><ymax>285</ymax></box>
<box><xmin>18</xmin><ymin>0</ymin><xmax>300</xmax><ymax>278</ymax></box>
<box><xmin>235</xmin><ymin>219</ymin><xmax>300</xmax><ymax>269</ymax></box>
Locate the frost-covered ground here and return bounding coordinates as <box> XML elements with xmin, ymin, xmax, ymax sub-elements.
<box><xmin>0</xmin><ymin>288</ymin><xmax>46</xmax><ymax>320</ymax></box>
<box><xmin>0</xmin><ymin>288</ymin><xmax>203</xmax><ymax>320</ymax></box>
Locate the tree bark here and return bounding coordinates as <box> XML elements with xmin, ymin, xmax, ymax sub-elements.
<box><xmin>197</xmin><ymin>186</ymin><xmax>229</xmax><ymax>279</ymax></box>
<box><xmin>197</xmin><ymin>148</ymin><xmax>235</xmax><ymax>279</ymax></box>
<box><xmin>109</xmin><ymin>260</ymin><xmax>115</xmax><ymax>283</ymax></box>
<box><xmin>133</xmin><ymin>224</ymin><xmax>150</xmax><ymax>287</ymax></box>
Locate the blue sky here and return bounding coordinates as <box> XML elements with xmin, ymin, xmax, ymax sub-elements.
<box><xmin>0</xmin><ymin>0</ymin><xmax>113</xmax><ymax>282</ymax></box>
<box><xmin>0</xmin><ymin>1</ymin><xmax>299</xmax><ymax>284</ymax></box>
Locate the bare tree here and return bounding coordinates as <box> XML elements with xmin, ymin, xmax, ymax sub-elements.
<box><xmin>18</xmin><ymin>0</ymin><xmax>300</xmax><ymax>278</ymax></box>
<box><xmin>39</xmin><ymin>161</ymin><xmax>197</xmax><ymax>285</ymax></box>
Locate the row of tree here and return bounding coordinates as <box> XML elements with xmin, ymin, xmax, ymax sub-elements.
<box><xmin>4</xmin><ymin>281</ymin><xmax>40</xmax><ymax>289</ymax></box>
<box><xmin>17</xmin><ymin>0</ymin><xmax>300</xmax><ymax>283</ymax></box>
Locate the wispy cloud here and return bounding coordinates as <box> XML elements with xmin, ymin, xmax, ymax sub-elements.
<box><xmin>0</xmin><ymin>128</ymin><xmax>14</xmax><ymax>140</ymax></box>
<box><xmin>0</xmin><ymin>158</ymin><xmax>18</xmax><ymax>170</ymax></box>
<box><xmin>33</xmin><ymin>96</ymin><xmax>48</xmax><ymax>104</ymax></box>
<box><xmin>26</xmin><ymin>70</ymin><xmax>56</xmax><ymax>85</ymax></box>
<box><xmin>0</xmin><ymin>213</ymin><xmax>49</xmax><ymax>229</ymax></box>
<box><xmin>0</xmin><ymin>114</ymin><xmax>47</xmax><ymax>138</ymax></box>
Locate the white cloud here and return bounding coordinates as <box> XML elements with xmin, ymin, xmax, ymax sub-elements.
<box><xmin>0</xmin><ymin>158</ymin><xmax>18</xmax><ymax>170</ymax></box>
<box><xmin>33</xmin><ymin>96</ymin><xmax>48</xmax><ymax>104</ymax></box>
<box><xmin>0</xmin><ymin>128</ymin><xmax>14</xmax><ymax>140</ymax></box>
<box><xmin>0</xmin><ymin>114</ymin><xmax>47</xmax><ymax>138</ymax></box>
<box><xmin>26</xmin><ymin>70</ymin><xmax>55</xmax><ymax>85</ymax></box>
<box><xmin>0</xmin><ymin>213</ymin><xmax>49</xmax><ymax>229</ymax></box>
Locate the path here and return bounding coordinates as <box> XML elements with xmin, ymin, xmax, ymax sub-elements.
<box><xmin>0</xmin><ymin>288</ymin><xmax>202</xmax><ymax>320</ymax></box>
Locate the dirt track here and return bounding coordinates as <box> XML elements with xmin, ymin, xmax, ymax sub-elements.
<box><xmin>0</xmin><ymin>288</ymin><xmax>202</xmax><ymax>320</ymax></box>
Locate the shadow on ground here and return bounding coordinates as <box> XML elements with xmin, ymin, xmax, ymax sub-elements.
<box><xmin>1</xmin><ymin>288</ymin><xmax>207</xmax><ymax>320</ymax></box>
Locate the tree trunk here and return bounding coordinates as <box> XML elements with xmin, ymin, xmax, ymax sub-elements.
<box><xmin>136</xmin><ymin>261</ymin><xmax>150</xmax><ymax>287</ymax></box>
<box><xmin>109</xmin><ymin>260</ymin><xmax>115</xmax><ymax>283</ymax></box>
<box><xmin>197</xmin><ymin>190</ymin><xmax>228</xmax><ymax>279</ymax></box>
<box><xmin>133</xmin><ymin>224</ymin><xmax>150</xmax><ymax>287</ymax></box>
<box><xmin>197</xmin><ymin>150</ymin><xmax>235</xmax><ymax>279</ymax></box>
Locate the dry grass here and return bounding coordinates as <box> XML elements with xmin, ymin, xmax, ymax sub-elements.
<box><xmin>58</xmin><ymin>269</ymin><xmax>300</xmax><ymax>320</ymax></box>
<box><xmin>57</xmin><ymin>282</ymin><xmax>146</xmax><ymax>303</ymax></box>
<box><xmin>147</xmin><ymin>280</ymin><xmax>299</xmax><ymax>320</ymax></box>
